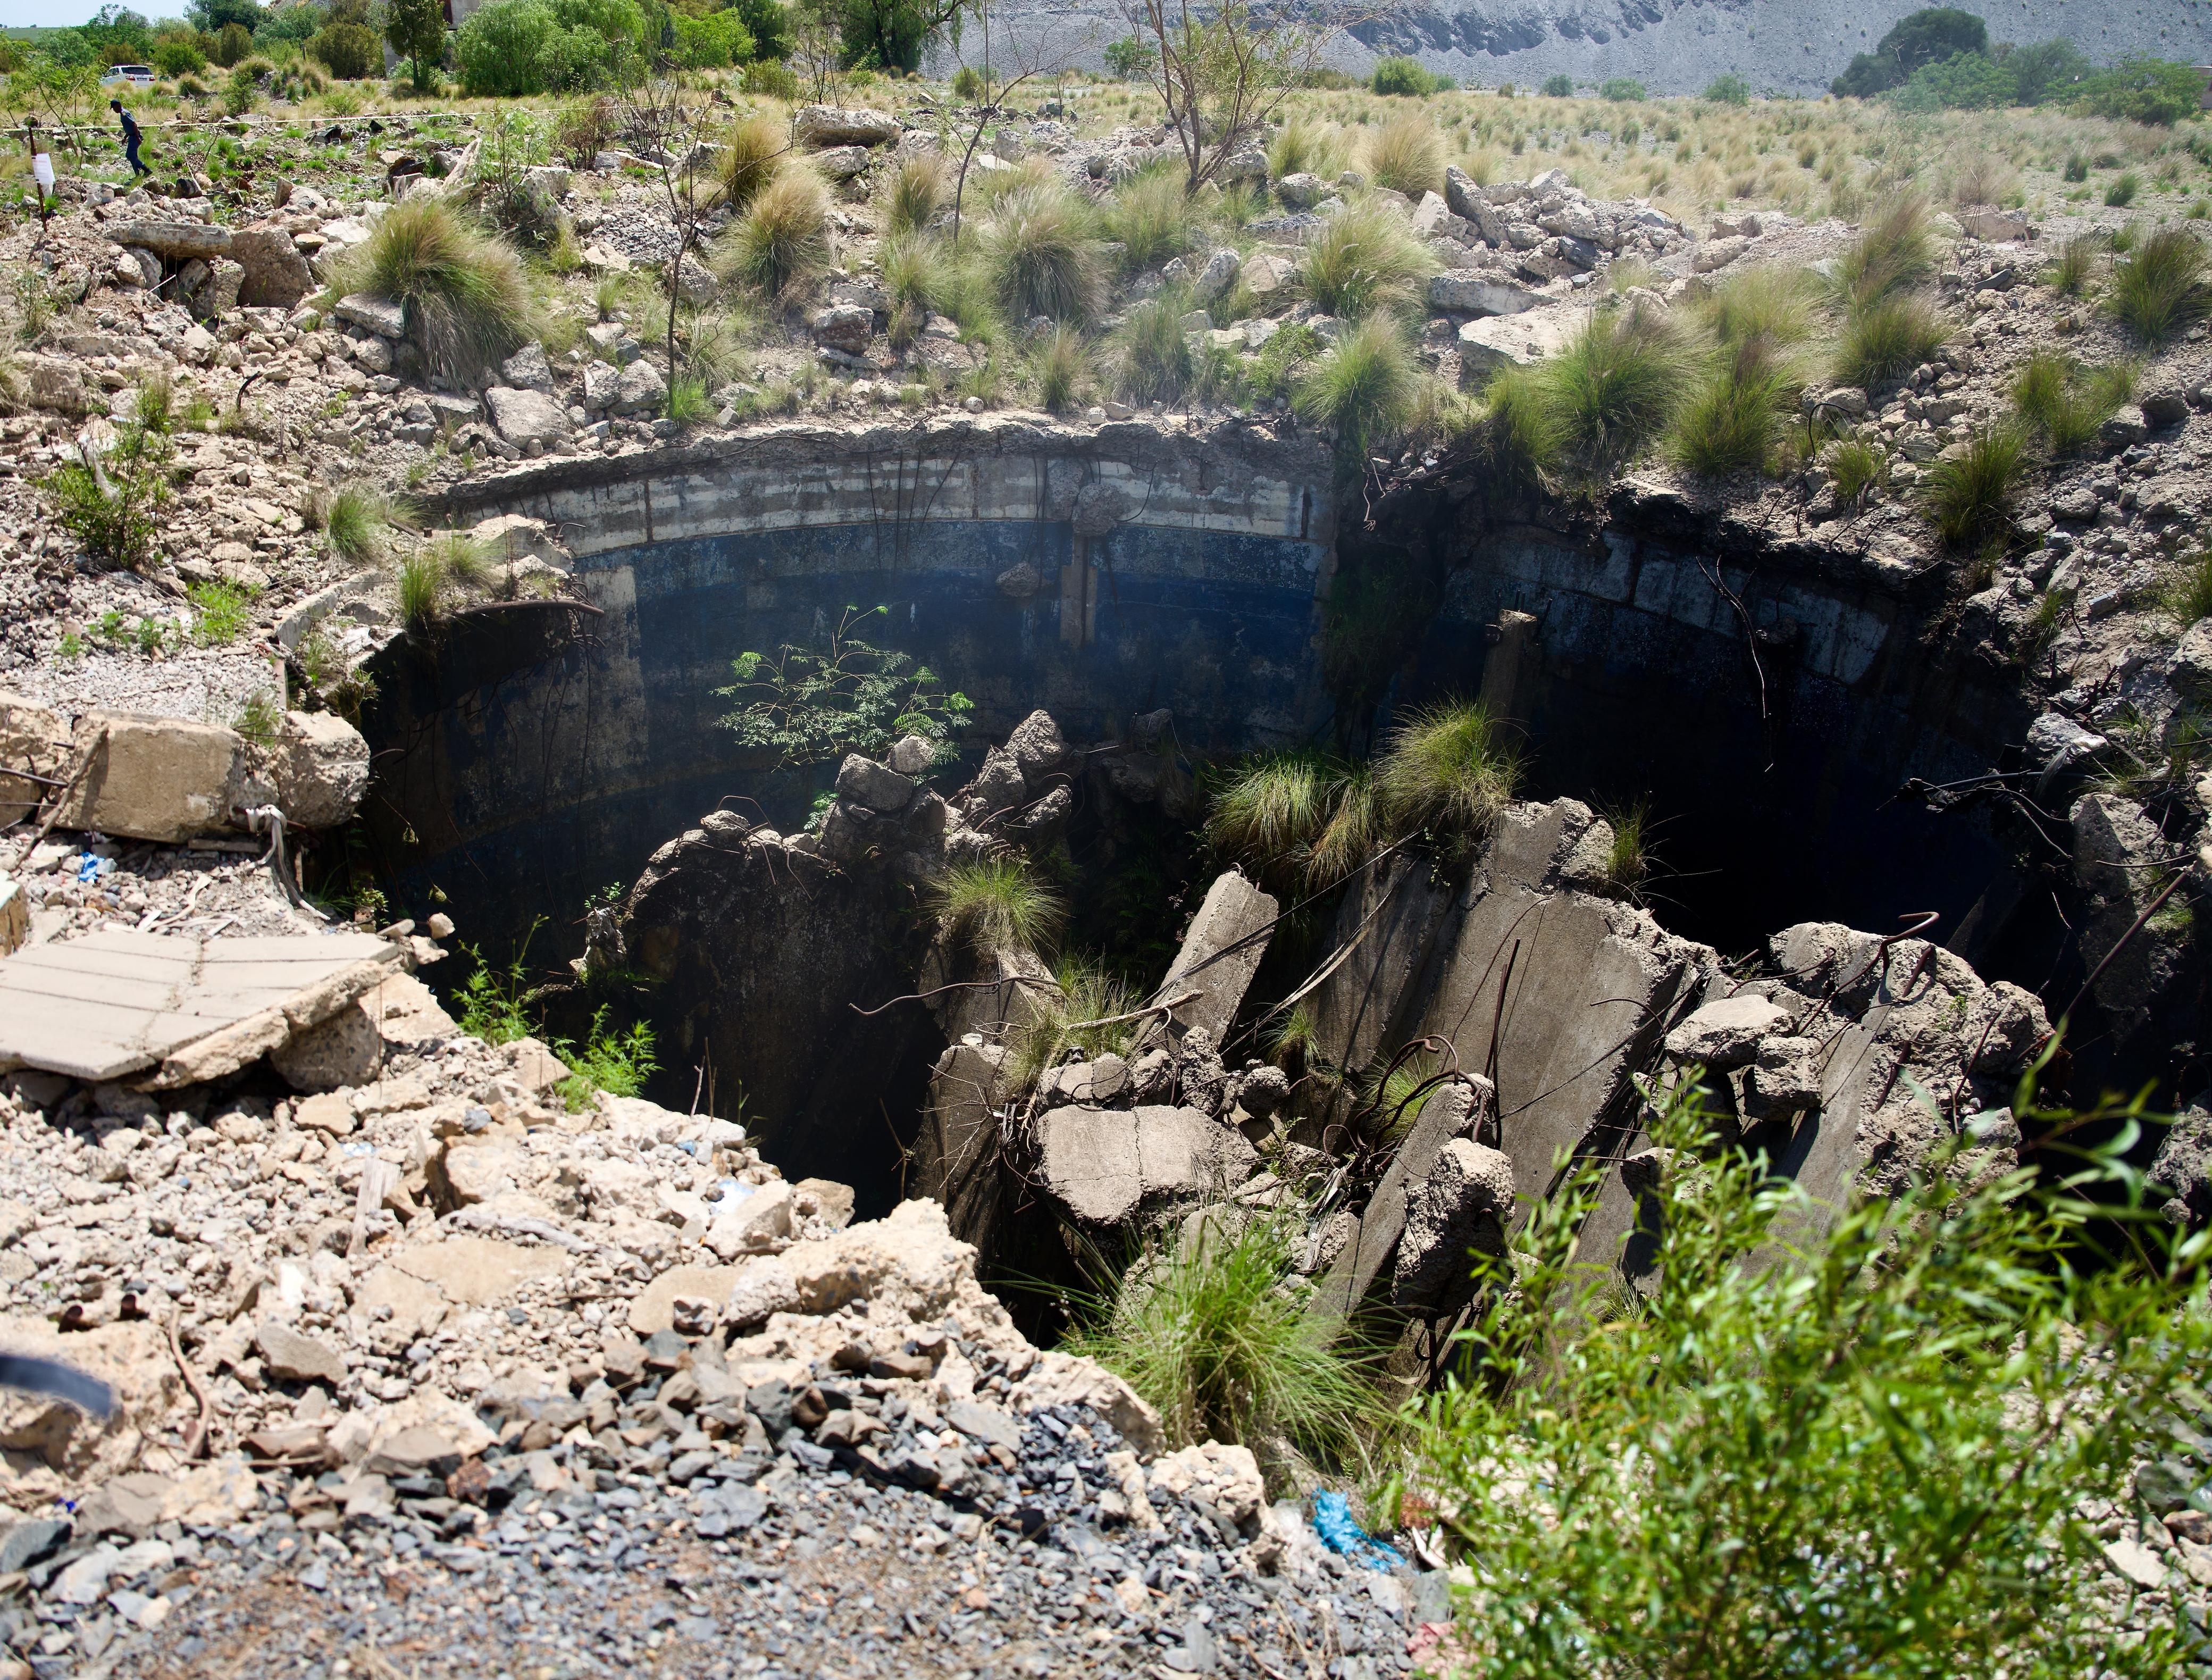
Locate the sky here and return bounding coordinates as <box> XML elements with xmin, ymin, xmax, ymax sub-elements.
<box><xmin>0</xmin><ymin>2</ymin><xmax>187</xmax><ymax>28</ymax></box>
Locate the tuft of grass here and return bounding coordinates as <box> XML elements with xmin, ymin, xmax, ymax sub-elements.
<box><xmin>2104</xmin><ymin>171</ymin><xmax>2140</xmax><ymax>208</ymax></box>
<box><xmin>2107</xmin><ymin>227</ymin><xmax>2211</xmax><ymax>346</ymax></box>
<box><xmin>134</xmin><ymin>372</ymin><xmax>177</xmax><ymax>435</ymax></box>
<box><xmin>2049</xmin><ymin>233</ymin><xmax>2100</xmax><ymax>298</ymax></box>
<box><xmin>2163</xmin><ymin>548</ymin><xmax>2212</xmax><ymax>626</ymax></box>
<box><xmin>1031</xmin><ymin>325</ymin><xmax>1092</xmax><ymax>412</ymax></box>
<box><xmin>1832</xmin><ymin>198</ymin><xmax>1935</xmax><ymax>311</ymax></box>
<box><xmin>1669</xmin><ymin>340</ymin><xmax>1799</xmax><ymax>478</ymax></box>
<box><xmin>719</xmin><ymin>115</ymin><xmax>783</xmax><ymax>213</ymax></box>
<box><xmin>1005</xmin><ymin>956</ymin><xmax>1140</xmax><ymax>1092</ymax></box>
<box><xmin>1302</xmin><ymin>199</ymin><xmax>1438</xmax><ymax>319</ymax></box>
<box><xmin>325</xmin><ymin>195</ymin><xmax>531</xmax><ymax>381</ymax></box>
<box><xmin>186</xmin><ymin>579</ymin><xmax>258</xmax><ymax>645</ymax></box>
<box><xmin>1268</xmin><ymin>120</ymin><xmax>1341</xmax><ymax>183</ymax></box>
<box><xmin>396</xmin><ymin>531</ymin><xmax>493</xmax><ymax>629</ymax></box>
<box><xmin>882</xmin><ymin>233</ymin><xmax>989</xmax><ymax>345</ymax></box>
<box><xmin>1292</xmin><ymin>314</ymin><xmax>1419</xmax><ymax>457</ymax></box>
<box><xmin>1826</xmin><ymin>436</ymin><xmax>1887</xmax><ymax>505</ymax></box>
<box><xmin>1541</xmin><ymin>305</ymin><xmax>1691</xmax><ymax>475</ymax></box>
<box><xmin>980</xmin><ymin>182</ymin><xmax>1106</xmax><ymax>324</ymax></box>
<box><xmin>1067</xmin><ymin>1203</ymin><xmax>1373</xmax><ymax>1464</ymax></box>
<box><xmin>1367</xmin><ymin>115</ymin><xmax>1443</xmax><ymax>200</ymax></box>
<box><xmin>2010</xmin><ymin>352</ymin><xmax>2135</xmax><ymax>455</ymax></box>
<box><xmin>324</xmin><ymin>484</ymin><xmax>392</xmax><ymax>566</ymax></box>
<box><xmin>1208</xmin><ymin>752</ymin><xmax>1335</xmax><ymax>880</ymax></box>
<box><xmin>1698</xmin><ymin>265</ymin><xmax>1817</xmax><ymax>354</ymax></box>
<box><xmin>1374</xmin><ymin>700</ymin><xmax>1520</xmax><ymax>850</ymax></box>
<box><xmin>1922</xmin><ymin>427</ymin><xmax>2027</xmax><ymax>548</ymax></box>
<box><xmin>931</xmin><ymin>856</ymin><xmax>1066</xmax><ymax>956</ymax></box>
<box><xmin>1115</xmin><ymin>290</ymin><xmax>1194</xmax><ymax>404</ymax></box>
<box><xmin>665</xmin><ymin>374</ymin><xmax>711</xmax><ymax>425</ymax></box>
<box><xmin>884</xmin><ymin>152</ymin><xmax>946</xmax><ymax>238</ymax></box>
<box><xmin>1304</xmin><ymin>764</ymin><xmax>1380</xmax><ymax>892</ymax></box>
<box><xmin>1101</xmin><ymin>165</ymin><xmax>1196</xmax><ymax>272</ymax></box>
<box><xmin>1834</xmin><ymin>291</ymin><xmax>1949</xmax><ymax>391</ymax></box>
<box><xmin>233</xmin><ymin>691</ymin><xmax>282</xmax><ymax>747</ymax></box>
<box><xmin>1597</xmin><ymin>798</ymin><xmax>1650</xmax><ymax>896</ymax></box>
<box><xmin>721</xmin><ymin>166</ymin><xmax>833</xmax><ymax>300</ymax></box>
<box><xmin>1474</xmin><ymin>366</ymin><xmax>1568</xmax><ymax>498</ymax></box>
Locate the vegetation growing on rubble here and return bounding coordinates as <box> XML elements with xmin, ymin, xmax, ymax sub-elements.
<box><xmin>40</xmin><ymin>419</ymin><xmax>171</xmax><ymax>574</ymax></box>
<box><xmin>324</xmin><ymin>196</ymin><xmax>534</xmax><ymax>381</ymax></box>
<box><xmin>1407</xmin><ymin>1069</ymin><xmax>2210</xmax><ymax>1680</ymax></box>
<box><xmin>715</xmin><ymin>604</ymin><xmax>973</xmax><ymax>773</ymax></box>
<box><xmin>929</xmin><ymin>855</ymin><xmax>1067</xmax><ymax>958</ymax></box>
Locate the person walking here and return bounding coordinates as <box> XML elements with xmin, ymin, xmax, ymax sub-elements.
<box><xmin>111</xmin><ymin>99</ymin><xmax>149</xmax><ymax>179</ymax></box>
<box><xmin>26</xmin><ymin>119</ymin><xmax>53</xmax><ymax>237</ymax></box>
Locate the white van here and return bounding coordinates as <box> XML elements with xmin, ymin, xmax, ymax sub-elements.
<box><xmin>101</xmin><ymin>65</ymin><xmax>156</xmax><ymax>87</ymax></box>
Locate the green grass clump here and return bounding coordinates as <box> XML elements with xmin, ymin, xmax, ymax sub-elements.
<box><xmin>1005</xmin><ymin>956</ymin><xmax>1141</xmax><ymax>1092</ymax></box>
<box><xmin>1068</xmin><ymin>1204</ymin><xmax>1373</xmax><ymax>1464</ymax></box>
<box><xmin>1101</xmin><ymin>165</ymin><xmax>1196</xmax><ymax>272</ymax></box>
<box><xmin>931</xmin><ymin>856</ymin><xmax>1067</xmax><ymax>956</ymax></box>
<box><xmin>719</xmin><ymin>114</ymin><xmax>783</xmax><ymax>214</ymax></box>
<box><xmin>1832</xmin><ymin>197</ymin><xmax>1936</xmax><ymax>310</ymax></box>
<box><xmin>455</xmin><ymin>938</ymin><xmax>541</xmax><ymax>1041</ymax></box>
<box><xmin>1598</xmin><ymin>798</ymin><xmax>1650</xmax><ymax>896</ymax></box>
<box><xmin>1540</xmin><ymin>306</ymin><xmax>1691</xmax><ymax>476</ymax></box>
<box><xmin>323</xmin><ymin>484</ymin><xmax>392</xmax><ymax>565</ymax></box>
<box><xmin>2107</xmin><ymin>227</ymin><xmax>2212</xmax><ymax>346</ymax></box>
<box><xmin>884</xmin><ymin>151</ymin><xmax>946</xmax><ymax>238</ymax></box>
<box><xmin>186</xmin><ymin>579</ymin><xmax>258</xmax><ymax>645</ymax></box>
<box><xmin>1922</xmin><ymin>427</ymin><xmax>2027</xmax><ymax>548</ymax></box>
<box><xmin>665</xmin><ymin>374</ymin><xmax>711</xmax><ymax>425</ymax></box>
<box><xmin>1374</xmin><ymin>700</ymin><xmax>1520</xmax><ymax>850</ymax></box>
<box><xmin>2104</xmin><ymin>170</ymin><xmax>2140</xmax><ymax>208</ymax></box>
<box><xmin>720</xmin><ymin>166</ymin><xmax>833</xmax><ymax>300</ymax></box>
<box><xmin>1032</xmin><ymin>325</ymin><xmax>1092</xmax><ymax>412</ymax></box>
<box><xmin>1834</xmin><ymin>290</ymin><xmax>1949</xmax><ymax>390</ymax></box>
<box><xmin>1417</xmin><ymin>1076</ymin><xmax>2210</xmax><ymax>1680</ymax></box>
<box><xmin>1302</xmin><ymin>199</ymin><xmax>1438</xmax><ymax>319</ymax></box>
<box><xmin>1698</xmin><ymin>265</ymin><xmax>1817</xmax><ymax>354</ymax></box>
<box><xmin>2049</xmin><ymin>232</ymin><xmax>2100</xmax><ymax>298</ymax></box>
<box><xmin>1293</xmin><ymin>315</ymin><xmax>1419</xmax><ymax>457</ymax></box>
<box><xmin>1115</xmin><ymin>290</ymin><xmax>1194</xmax><ymax>403</ymax></box>
<box><xmin>325</xmin><ymin>195</ymin><xmax>531</xmax><ymax>381</ymax></box>
<box><xmin>1207</xmin><ymin>752</ymin><xmax>1336</xmax><ymax>876</ymax></box>
<box><xmin>883</xmin><ymin>233</ymin><xmax>988</xmax><ymax>346</ymax></box>
<box><xmin>397</xmin><ymin>531</ymin><xmax>495</xmax><ymax>629</ymax></box>
<box><xmin>2010</xmin><ymin>352</ymin><xmax>2135</xmax><ymax>455</ymax></box>
<box><xmin>1268</xmin><ymin>120</ymin><xmax>1342</xmax><ymax>183</ymax></box>
<box><xmin>1367</xmin><ymin>114</ymin><xmax>1443</xmax><ymax>199</ymax></box>
<box><xmin>1826</xmin><ymin>436</ymin><xmax>1887</xmax><ymax>505</ymax></box>
<box><xmin>1669</xmin><ymin>341</ymin><xmax>1799</xmax><ymax>479</ymax></box>
<box><xmin>2164</xmin><ymin>549</ymin><xmax>2212</xmax><ymax>626</ymax></box>
<box><xmin>980</xmin><ymin>182</ymin><xmax>1106</xmax><ymax>324</ymax></box>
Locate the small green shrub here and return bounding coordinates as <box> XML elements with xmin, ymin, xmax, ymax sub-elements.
<box><xmin>1834</xmin><ymin>290</ymin><xmax>1949</xmax><ymax>390</ymax></box>
<box><xmin>2108</xmin><ymin>227</ymin><xmax>2211</xmax><ymax>346</ymax></box>
<box><xmin>1371</xmin><ymin>55</ymin><xmax>1445</xmax><ymax>97</ymax></box>
<box><xmin>1373</xmin><ymin>700</ymin><xmax>1519</xmax><ymax>849</ymax></box>
<box><xmin>716</xmin><ymin>604</ymin><xmax>971</xmax><ymax>771</ymax></box>
<box><xmin>1600</xmin><ymin>77</ymin><xmax>1647</xmax><ymax>102</ymax></box>
<box><xmin>719</xmin><ymin>114</ymin><xmax>783</xmax><ymax>213</ymax></box>
<box><xmin>1703</xmin><ymin>72</ymin><xmax>1750</xmax><ymax>105</ymax></box>
<box><xmin>186</xmin><ymin>579</ymin><xmax>258</xmax><ymax>646</ymax></box>
<box><xmin>553</xmin><ymin>1008</ymin><xmax>658</xmax><ymax>1112</ymax></box>
<box><xmin>1922</xmin><ymin>426</ymin><xmax>2026</xmax><ymax>547</ymax></box>
<box><xmin>41</xmin><ymin>423</ymin><xmax>169</xmax><ymax>573</ymax></box>
<box><xmin>1302</xmin><ymin>199</ymin><xmax>1438</xmax><ymax>319</ymax></box>
<box><xmin>1367</xmin><ymin>115</ymin><xmax>1444</xmax><ymax>199</ymax></box>
<box><xmin>721</xmin><ymin>166</ymin><xmax>833</xmax><ymax>300</ymax></box>
<box><xmin>2010</xmin><ymin>352</ymin><xmax>2134</xmax><ymax>455</ymax></box>
<box><xmin>980</xmin><ymin>182</ymin><xmax>1106</xmax><ymax>324</ymax></box>
<box><xmin>2104</xmin><ymin>170</ymin><xmax>2140</xmax><ymax>208</ymax></box>
<box><xmin>1292</xmin><ymin>314</ymin><xmax>1419</xmax><ymax>457</ymax></box>
<box><xmin>1068</xmin><ymin>1203</ymin><xmax>1373</xmax><ymax>1464</ymax></box>
<box><xmin>1540</xmin><ymin>73</ymin><xmax>1573</xmax><ymax>97</ymax></box>
<box><xmin>931</xmin><ymin>856</ymin><xmax>1066</xmax><ymax>956</ymax></box>
<box><xmin>324</xmin><ymin>195</ymin><xmax>532</xmax><ymax>381</ymax></box>
<box><xmin>1100</xmin><ymin>166</ymin><xmax>1196</xmax><ymax>272</ymax></box>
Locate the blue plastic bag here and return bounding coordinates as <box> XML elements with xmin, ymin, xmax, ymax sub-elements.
<box><xmin>1312</xmin><ymin>1489</ymin><xmax>1406</xmax><ymax>1572</ymax></box>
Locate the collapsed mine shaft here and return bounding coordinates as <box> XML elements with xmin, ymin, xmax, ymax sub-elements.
<box><xmin>339</xmin><ymin>414</ymin><xmax>2191</xmax><ymax>1344</ymax></box>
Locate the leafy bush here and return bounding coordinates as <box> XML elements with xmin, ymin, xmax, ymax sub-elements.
<box><xmin>1540</xmin><ymin>73</ymin><xmax>1573</xmax><ymax>97</ymax></box>
<box><xmin>1417</xmin><ymin>1076</ymin><xmax>2207</xmax><ymax>1680</ymax></box>
<box><xmin>457</xmin><ymin>931</ymin><xmax>543</xmax><ymax>1044</ymax></box>
<box><xmin>1373</xmin><ymin>700</ymin><xmax>1519</xmax><ymax>850</ymax></box>
<box><xmin>1115</xmin><ymin>290</ymin><xmax>1194</xmax><ymax>404</ymax></box>
<box><xmin>552</xmin><ymin>1009</ymin><xmax>658</xmax><ymax>1112</ymax></box>
<box><xmin>1303</xmin><ymin>199</ymin><xmax>1437</xmax><ymax>319</ymax></box>
<box><xmin>981</xmin><ymin>182</ymin><xmax>1105</xmax><ymax>324</ymax></box>
<box><xmin>309</xmin><ymin>20</ymin><xmax>376</xmax><ymax>78</ymax></box>
<box><xmin>1834</xmin><ymin>290</ymin><xmax>1949</xmax><ymax>390</ymax></box>
<box><xmin>1371</xmin><ymin>55</ymin><xmax>1447</xmax><ymax>97</ymax></box>
<box><xmin>1293</xmin><ymin>314</ymin><xmax>1418</xmax><ymax>457</ymax></box>
<box><xmin>670</xmin><ymin>7</ymin><xmax>753</xmax><ymax>68</ymax></box>
<box><xmin>1922</xmin><ymin>425</ymin><xmax>2026</xmax><ymax>546</ymax></box>
<box><xmin>41</xmin><ymin>423</ymin><xmax>169</xmax><ymax>573</ymax></box>
<box><xmin>2108</xmin><ymin>227</ymin><xmax>2211</xmax><ymax>345</ymax></box>
<box><xmin>1069</xmin><ymin>1203</ymin><xmax>1372</xmax><ymax>1463</ymax></box>
<box><xmin>1367</xmin><ymin>115</ymin><xmax>1443</xmax><ymax>200</ymax></box>
<box><xmin>1890</xmin><ymin>49</ymin><xmax>2016</xmax><ymax>112</ymax></box>
<box><xmin>714</xmin><ymin>603</ymin><xmax>971</xmax><ymax>772</ymax></box>
<box><xmin>1703</xmin><ymin>72</ymin><xmax>1749</xmax><ymax>105</ymax></box>
<box><xmin>324</xmin><ymin>197</ymin><xmax>532</xmax><ymax>382</ymax></box>
<box><xmin>931</xmin><ymin>856</ymin><xmax>1066</xmax><ymax>956</ymax></box>
<box><xmin>2010</xmin><ymin>351</ymin><xmax>2134</xmax><ymax>454</ymax></box>
<box><xmin>2075</xmin><ymin>55</ymin><xmax>2207</xmax><ymax>127</ymax></box>
<box><xmin>1832</xmin><ymin>5</ymin><xmax>1987</xmax><ymax>97</ymax></box>
<box><xmin>720</xmin><ymin>166</ymin><xmax>833</xmax><ymax>300</ymax></box>
<box><xmin>456</xmin><ymin>0</ymin><xmax>639</xmax><ymax>96</ymax></box>
<box><xmin>1103</xmin><ymin>34</ymin><xmax>1153</xmax><ymax>80</ymax></box>
<box><xmin>1599</xmin><ymin>77</ymin><xmax>1646</xmax><ymax>102</ymax></box>
<box><xmin>1100</xmin><ymin>165</ymin><xmax>1195</xmax><ymax>272</ymax></box>
<box><xmin>186</xmin><ymin>579</ymin><xmax>257</xmax><ymax>645</ymax></box>
<box><xmin>719</xmin><ymin>114</ymin><xmax>783</xmax><ymax>214</ymax></box>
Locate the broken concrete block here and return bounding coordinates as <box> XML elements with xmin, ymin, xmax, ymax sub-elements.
<box><xmin>228</xmin><ymin>225</ymin><xmax>314</xmax><ymax>309</ymax></box>
<box><xmin>1664</xmin><ymin>994</ymin><xmax>1791</xmax><ymax>1068</ymax></box>
<box><xmin>703</xmin><ymin>1178</ymin><xmax>794</xmax><ymax>1258</ymax></box>
<box><xmin>255</xmin><ymin>1321</ymin><xmax>347</xmax><ymax>1385</ymax></box>
<box><xmin>1035</xmin><ymin>1104</ymin><xmax>1258</xmax><ymax>1227</ymax></box>
<box><xmin>1152</xmin><ymin>871</ymin><xmax>1278</xmax><ymax>1046</ymax></box>
<box><xmin>0</xmin><ymin>692</ymin><xmax>71</xmax><ymax>827</ymax></box>
<box><xmin>53</xmin><ymin>712</ymin><xmax>246</xmax><ymax>844</ymax></box>
<box><xmin>1393</xmin><ymin>1138</ymin><xmax>1514</xmax><ymax>1310</ymax></box>
<box><xmin>270</xmin><ymin>996</ymin><xmax>382</xmax><ymax>1093</ymax></box>
<box><xmin>268</xmin><ymin>709</ymin><xmax>370</xmax><ymax>830</ymax></box>
<box><xmin>484</xmin><ymin>385</ymin><xmax>572</xmax><ymax>448</ymax></box>
<box><xmin>1456</xmin><ymin>306</ymin><xmax>1580</xmax><ymax>385</ymax></box>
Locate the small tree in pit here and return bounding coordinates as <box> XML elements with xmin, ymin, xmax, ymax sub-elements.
<box><xmin>715</xmin><ymin>605</ymin><xmax>974</xmax><ymax>774</ymax></box>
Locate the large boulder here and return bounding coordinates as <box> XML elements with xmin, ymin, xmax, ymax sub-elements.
<box><xmin>268</xmin><ymin>709</ymin><xmax>370</xmax><ymax>830</ymax></box>
<box><xmin>1456</xmin><ymin>306</ymin><xmax>1580</xmax><ymax>385</ymax></box>
<box><xmin>1393</xmin><ymin>1138</ymin><xmax>1514</xmax><ymax>1310</ymax></box>
<box><xmin>484</xmin><ymin>385</ymin><xmax>572</xmax><ymax>448</ymax></box>
<box><xmin>794</xmin><ymin>105</ymin><xmax>901</xmax><ymax>149</ymax></box>
<box><xmin>52</xmin><ymin>712</ymin><xmax>246</xmax><ymax>844</ymax></box>
<box><xmin>229</xmin><ymin>225</ymin><xmax>314</xmax><ymax>310</ymax></box>
<box><xmin>1035</xmin><ymin>1104</ymin><xmax>1258</xmax><ymax>1227</ymax></box>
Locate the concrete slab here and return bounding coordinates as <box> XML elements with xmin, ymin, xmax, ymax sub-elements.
<box><xmin>0</xmin><ymin>930</ymin><xmax>406</xmax><ymax>1085</ymax></box>
<box><xmin>1151</xmin><ymin>871</ymin><xmax>1278</xmax><ymax>1043</ymax></box>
